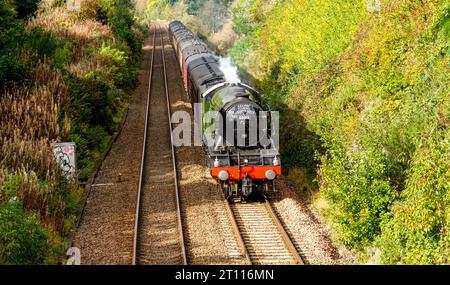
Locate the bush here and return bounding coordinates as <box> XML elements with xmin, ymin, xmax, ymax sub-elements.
<box><xmin>0</xmin><ymin>174</ymin><xmax>20</xmax><ymax>202</ymax></box>
<box><xmin>0</xmin><ymin>55</ymin><xmax>28</xmax><ymax>91</ymax></box>
<box><xmin>98</xmin><ymin>44</ymin><xmax>131</xmax><ymax>87</ymax></box>
<box><xmin>68</xmin><ymin>133</ymin><xmax>93</xmax><ymax>179</ymax></box>
<box><xmin>303</xmin><ymin>0</ymin><xmax>448</xmax><ymax>256</ymax></box>
<box><xmin>14</xmin><ymin>0</ymin><xmax>40</xmax><ymax>19</ymax></box>
<box><xmin>23</xmin><ymin>28</ymin><xmax>68</xmax><ymax>60</ymax></box>
<box><xmin>0</xmin><ymin>1</ymin><xmax>18</xmax><ymax>30</ymax></box>
<box><xmin>0</xmin><ymin>0</ymin><xmax>143</xmax><ymax>263</ymax></box>
<box><xmin>53</xmin><ymin>45</ymin><xmax>71</xmax><ymax>67</ymax></box>
<box><xmin>377</xmin><ymin>131</ymin><xmax>450</xmax><ymax>264</ymax></box>
<box><xmin>99</xmin><ymin>0</ymin><xmax>140</xmax><ymax>55</ymax></box>
<box><xmin>320</xmin><ymin>143</ymin><xmax>396</xmax><ymax>248</ymax></box>
<box><xmin>0</xmin><ymin>201</ymin><xmax>49</xmax><ymax>264</ymax></box>
<box><xmin>230</xmin><ymin>0</ymin><xmax>449</xmax><ymax>263</ymax></box>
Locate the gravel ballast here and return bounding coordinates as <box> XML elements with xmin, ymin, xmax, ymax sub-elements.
<box><xmin>72</xmin><ymin>31</ymin><xmax>155</xmax><ymax>265</ymax></box>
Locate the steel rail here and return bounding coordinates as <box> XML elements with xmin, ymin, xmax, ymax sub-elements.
<box><xmin>222</xmin><ymin>198</ymin><xmax>253</xmax><ymax>265</ymax></box>
<box><xmin>224</xmin><ymin>197</ymin><xmax>304</xmax><ymax>265</ymax></box>
<box><xmin>161</xmin><ymin>27</ymin><xmax>188</xmax><ymax>265</ymax></box>
<box><xmin>264</xmin><ymin>200</ymin><xmax>304</xmax><ymax>265</ymax></box>
<box><xmin>132</xmin><ymin>26</ymin><xmax>156</xmax><ymax>265</ymax></box>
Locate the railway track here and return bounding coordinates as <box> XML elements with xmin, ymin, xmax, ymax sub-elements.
<box><xmin>132</xmin><ymin>25</ymin><xmax>187</xmax><ymax>265</ymax></box>
<box><xmin>132</xmin><ymin>23</ymin><xmax>302</xmax><ymax>265</ymax></box>
<box><xmin>224</xmin><ymin>197</ymin><xmax>304</xmax><ymax>265</ymax></box>
<box><xmin>75</xmin><ymin>23</ymin><xmax>315</xmax><ymax>265</ymax></box>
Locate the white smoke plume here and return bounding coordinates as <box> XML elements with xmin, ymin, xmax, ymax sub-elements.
<box><xmin>218</xmin><ymin>57</ymin><xmax>241</xmax><ymax>84</ymax></box>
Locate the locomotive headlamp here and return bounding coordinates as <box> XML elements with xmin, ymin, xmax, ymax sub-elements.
<box><xmin>218</xmin><ymin>170</ymin><xmax>229</xmax><ymax>181</ymax></box>
<box><xmin>265</xmin><ymin>170</ymin><xmax>276</xmax><ymax>180</ymax></box>
<box><xmin>273</xmin><ymin>157</ymin><xmax>280</xmax><ymax>166</ymax></box>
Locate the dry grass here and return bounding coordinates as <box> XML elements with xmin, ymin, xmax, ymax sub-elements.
<box><xmin>1</xmin><ymin>0</ymin><xmax>139</xmax><ymax>235</ymax></box>
<box><xmin>0</xmin><ymin>3</ymin><xmax>111</xmax><ymax>231</ymax></box>
<box><xmin>0</xmin><ymin>60</ymin><xmax>70</xmax><ymax>230</ymax></box>
<box><xmin>0</xmin><ymin>62</ymin><xmax>66</xmax><ymax>178</ymax></box>
<box><xmin>208</xmin><ymin>19</ymin><xmax>237</xmax><ymax>53</ymax></box>
<box><xmin>28</xmin><ymin>6</ymin><xmax>113</xmax><ymax>64</ymax></box>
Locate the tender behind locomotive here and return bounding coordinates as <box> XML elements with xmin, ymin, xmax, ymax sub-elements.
<box><xmin>169</xmin><ymin>21</ymin><xmax>281</xmax><ymax>200</ymax></box>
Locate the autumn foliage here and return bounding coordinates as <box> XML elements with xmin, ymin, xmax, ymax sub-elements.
<box><xmin>0</xmin><ymin>0</ymin><xmax>143</xmax><ymax>263</ymax></box>
<box><xmin>230</xmin><ymin>0</ymin><xmax>449</xmax><ymax>264</ymax></box>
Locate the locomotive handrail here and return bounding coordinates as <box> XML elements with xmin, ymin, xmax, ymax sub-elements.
<box><xmin>237</xmin><ymin>82</ymin><xmax>262</xmax><ymax>101</ymax></box>
<box><xmin>201</xmin><ymin>82</ymin><xmax>227</xmax><ymax>98</ymax></box>
<box><xmin>237</xmin><ymin>82</ymin><xmax>259</xmax><ymax>95</ymax></box>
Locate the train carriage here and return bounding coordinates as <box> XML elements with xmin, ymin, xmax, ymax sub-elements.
<box><xmin>180</xmin><ymin>43</ymin><xmax>209</xmax><ymax>89</ymax></box>
<box><xmin>168</xmin><ymin>21</ymin><xmax>281</xmax><ymax>200</ymax></box>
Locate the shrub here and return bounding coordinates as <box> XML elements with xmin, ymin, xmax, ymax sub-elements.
<box><xmin>0</xmin><ymin>173</ymin><xmax>20</xmax><ymax>202</ymax></box>
<box><xmin>99</xmin><ymin>0</ymin><xmax>140</xmax><ymax>55</ymax></box>
<box><xmin>0</xmin><ymin>201</ymin><xmax>49</xmax><ymax>264</ymax></box>
<box><xmin>320</xmin><ymin>144</ymin><xmax>396</xmax><ymax>248</ymax></box>
<box><xmin>99</xmin><ymin>44</ymin><xmax>127</xmax><ymax>66</ymax></box>
<box><xmin>0</xmin><ymin>0</ymin><xmax>143</xmax><ymax>263</ymax></box>
<box><xmin>53</xmin><ymin>45</ymin><xmax>71</xmax><ymax>67</ymax></box>
<box><xmin>377</xmin><ymin>131</ymin><xmax>450</xmax><ymax>264</ymax></box>
<box><xmin>23</xmin><ymin>28</ymin><xmax>66</xmax><ymax>60</ymax></box>
<box><xmin>14</xmin><ymin>0</ymin><xmax>40</xmax><ymax>19</ymax></box>
<box><xmin>300</xmin><ymin>0</ymin><xmax>448</xmax><ymax>255</ymax></box>
<box><xmin>98</xmin><ymin>43</ymin><xmax>131</xmax><ymax>87</ymax></box>
<box><xmin>230</xmin><ymin>0</ymin><xmax>449</xmax><ymax>263</ymax></box>
<box><xmin>68</xmin><ymin>133</ymin><xmax>93</xmax><ymax>179</ymax></box>
<box><xmin>0</xmin><ymin>55</ymin><xmax>28</xmax><ymax>91</ymax></box>
<box><xmin>0</xmin><ymin>1</ymin><xmax>18</xmax><ymax>31</ymax></box>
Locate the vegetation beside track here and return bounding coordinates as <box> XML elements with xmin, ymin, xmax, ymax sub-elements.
<box><xmin>228</xmin><ymin>0</ymin><xmax>449</xmax><ymax>264</ymax></box>
<box><xmin>0</xmin><ymin>0</ymin><xmax>145</xmax><ymax>264</ymax></box>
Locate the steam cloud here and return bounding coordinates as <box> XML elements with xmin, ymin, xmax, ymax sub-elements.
<box><xmin>218</xmin><ymin>57</ymin><xmax>241</xmax><ymax>84</ymax></box>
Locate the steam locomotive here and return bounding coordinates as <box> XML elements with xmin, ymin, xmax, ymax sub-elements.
<box><xmin>168</xmin><ymin>21</ymin><xmax>281</xmax><ymax>200</ymax></box>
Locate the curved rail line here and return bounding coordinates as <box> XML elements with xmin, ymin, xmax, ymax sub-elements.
<box><xmin>132</xmin><ymin>25</ymin><xmax>187</xmax><ymax>265</ymax></box>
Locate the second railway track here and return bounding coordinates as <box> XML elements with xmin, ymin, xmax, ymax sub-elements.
<box><xmin>132</xmin><ymin>25</ymin><xmax>187</xmax><ymax>265</ymax></box>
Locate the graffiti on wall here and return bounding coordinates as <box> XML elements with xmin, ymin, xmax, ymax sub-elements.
<box><xmin>52</xmin><ymin>142</ymin><xmax>76</xmax><ymax>179</ymax></box>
